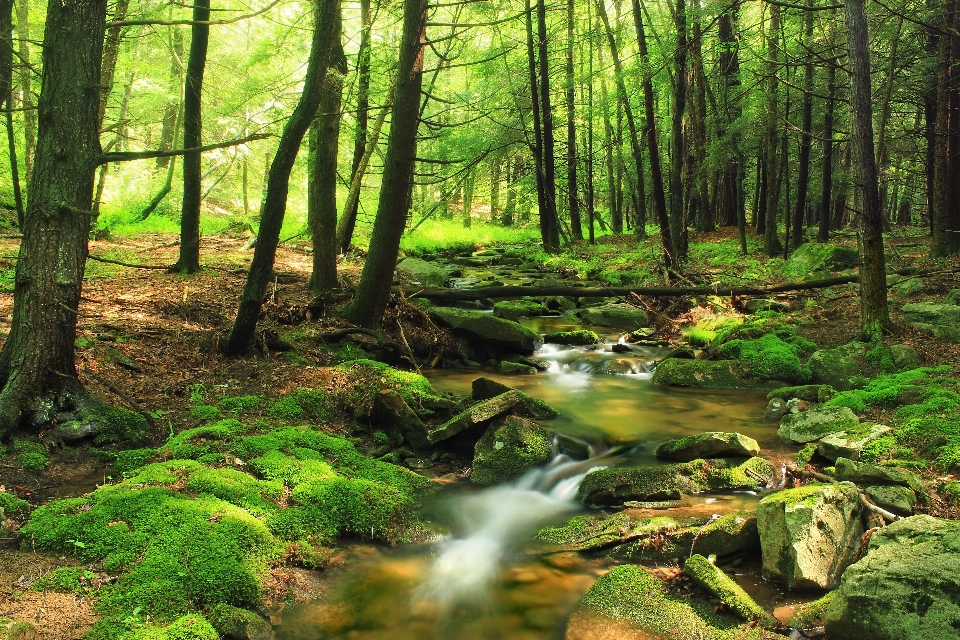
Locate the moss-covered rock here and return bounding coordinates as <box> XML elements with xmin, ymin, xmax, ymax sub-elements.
<box><xmin>789</xmin><ymin>591</ymin><xmax>836</xmax><ymax>631</ymax></box>
<box><xmin>655</xmin><ymin>432</ymin><xmax>760</xmax><ymax>461</ymax></box>
<box><xmin>207</xmin><ymin>603</ymin><xmax>271</xmax><ymax>640</ymax></box>
<box><xmin>833</xmin><ymin>457</ymin><xmax>925</xmax><ymax>496</ymax></box>
<box><xmin>808</xmin><ymin>341</ymin><xmax>876</xmax><ymax>391</ymax></box>
<box><xmin>864</xmin><ymin>485</ymin><xmax>916</xmax><ymax>515</ymax></box>
<box><xmin>566</xmin><ymin>565</ymin><xmax>772</xmax><ymax>640</ymax></box>
<box><xmin>497</xmin><ymin>361</ymin><xmax>537</xmax><ymax>375</ymax></box>
<box><xmin>493</xmin><ymin>300</ymin><xmax>547</xmax><ymax>322</ymax></box>
<box><xmin>429</xmin><ymin>307</ymin><xmax>543</xmax><ymax>354</ymax></box>
<box><xmin>48</xmin><ymin>398</ymin><xmax>148</xmax><ymax>445</ymax></box>
<box><xmin>471</xmin><ymin>416</ymin><xmax>552</xmax><ymax>485</ymax></box>
<box><xmin>371</xmin><ymin>390</ymin><xmax>430</xmax><ymax>450</ymax></box>
<box><xmin>816</xmin><ymin>424</ymin><xmax>892</xmax><ymax>461</ymax></box>
<box><xmin>902</xmin><ymin>302</ymin><xmax>960</xmax><ymax>342</ymax></box>
<box><xmin>783</xmin><ymin>243</ymin><xmax>859</xmax><ymax>276</ymax></box>
<box><xmin>10</xmin><ymin>440</ymin><xmax>48</xmax><ymax>473</ymax></box>
<box><xmin>652</xmin><ymin>359</ymin><xmax>785</xmax><ymax>390</ymax></box>
<box><xmin>683</xmin><ymin>554</ymin><xmax>776</xmax><ymax>625</ymax></box>
<box><xmin>578</xmin><ymin>457</ymin><xmax>774</xmax><ymax>506</ymax></box>
<box><xmin>767</xmin><ymin>384</ymin><xmax>836</xmax><ymax>403</ymax></box>
<box><xmin>471</xmin><ymin>377</ymin><xmax>560</xmax><ymax>420</ymax></box>
<box><xmin>0</xmin><ymin>618</ymin><xmax>38</xmax><ymax>640</ymax></box>
<box><xmin>757</xmin><ymin>482</ymin><xmax>863</xmax><ymax>589</ymax></box>
<box><xmin>117</xmin><ymin>614</ymin><xmax>219</xmax><ymax>639</ymax></box>
<box><xmin>543</xmin><ymin>330</ymin><xmax>601</xmax><ymax>346</ymax></box>
<box><xmin>715</xmin><ymin>333</ymin><xmax>812</xmax><ymax>385</ymax></box>
<box><xmin>335</xmin><ymin>359</ymin><xmax>448</xmax><ymax>417</ymax></box>
<box><xmin>268</xmin><ymin>388</ymin><xmax>332</xmax><ymax>423</ymax></box>
<box><xmin>778</xmin><ymin>406</ymin><xmax>860</xmax><ymax>444</ymax></box>
<box><xmin>396</xmin><ymin>257</ymin><xmax>448</xmax><ymax>286</ymax></box>
<box><xmin>824</xmin><ymin>515</ymin><xmax>960</xmax><ymax>640</ymax></box>
<box><xmin>576</xmin><ymin>304</ymin><xmax>648</xmax><ymax>330</ymax></box>
<box><xmin>426</xmin><ymin>391</ymin><xmax>521</xmax><ymax>444</ymax></box>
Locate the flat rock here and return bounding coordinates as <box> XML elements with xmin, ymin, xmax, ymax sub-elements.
<box><xmin>577</xmin><ymin>304</ymin><xmax>649</xmax><ymax>331</ymax></box>
<box><xmin>833</xmin><ymin>457</ymin><xmax>925</xmax><ymax>495</ymax></box>
<box><xmin>471</xmin><ymin>416</ymin><xmax>552</xmax><ymax>485</ymax></box>
<box><xmin>824</xmin><ymin>515</ymin><xmax>960</xmax><ymax>639</ymax></box>
<box><xmin>492</xmin><ymin>300</ymin><xmax>546</xmax><ymax>322</ymax></box>
<box><xmin>784</xmin><ymin>243</ymin><xmax>859</xmax><ymax>275</ymax></box>
<box><xmin>396</xmin><ymin>257</ymin><xmax>448</xmax><ymax>286</ymax></box>
<box><xmin>865</xmin><ymin>485</ymin><xmax>916</xmax><ymax>516</ymax></box>
<box><xmin>371</xmin><ymin>390</ymin><xmax>430</xmax><ymax>450</ymax></box>
<box><xmin>498</xmin><ymin>361</ymin><xmax>537</xmax><ymax>375</ymax></box>
<box><xmin>578</xmin><ymin>457</ymin><xmax>774</xmax><ymax>506</ymax></box>
<box><xmin>767</xmin><ymin>384</ymin><xmax>836</xmax><ymax>403</ymax></box>
<box><xmin>543</xmin><ymin>330</ymin><xmax>601</xmax><ymax>346</ymax></box>
<box><xmin>655</xmin><ymin>432</ymin><xmax>760</xmax><ymax>461</ymax></box>
<box><xmin>757</xmin><ymin>482</ymin><xmax>863</xmax><ymax>589</ymax></box>
<box><xmin>778</xmin><ymin>406</ymin><xmax>860</xmax><ymax>444</ymax></box>
<box><xmin>430</xmin><ymin>307</ymin><xmax>543</xmax><ymax>354</ymax></box>
<box><xmin>471</xmin><ymin>376</ymin><xmax>560</xmax><ymax>419</ymax></box>
<box><xmin>902</xmin><ymin>302</ymin><xmax>960</xmax><ymax>342</ymax></box>
<box><xmin>816</xmin><ymin>424</ymin><xmax>892</xmax><ymax>461</ymax></box>
<box><xmin>652</xmin><ymin>359</ymin><xmax>786</xmax><ymax>391</ymax></box>
<box><xmin>426</xmin><ymin>391</ymin><xmax>520</xmax><ymax>444</ymax></box>
<box><xmin>808</xmin><ymin>341</ymin><xmax>874</xmax><ymax>390</ymax></box>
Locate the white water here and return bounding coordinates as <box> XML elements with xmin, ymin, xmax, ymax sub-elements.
<box><xmin>418</xmin><ymin>454</ymin><xmax>606</xmax><ymax>607</ymax></box>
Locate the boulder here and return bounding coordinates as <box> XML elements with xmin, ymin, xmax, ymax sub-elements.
<box><xmin>471</xmin><ymin>376</ymin><xmax>560</xmax><ymax>419</ymax></box>
<box><xmin>683</xmin><ymin>554</ymin><xmax>776</xmax><ymax>625</ymax></box>
<box><xmin>543</xmin><ymin>330</ymin><xmax>602</xmax><ymax>346</ymax></box>
<box><xmin>492</xmin><ymin>300</ymin><xmax>547</xmax><ymax>322</ymax></box>
<box><xmin>396</xmin><ymin>257</ymin><xmax>448</xmax><ymax>286</ymax></box>
<box><xmin>764</xmin><ymin>397</ymin><xmax>790</xmax><ymax>422</ymax></box>
<box><xmin>566</xmin><ymin>565</ymin><xmax>769</xmax><ymax>640</ymax></box>
<box><xmin>576</xmin><ymin>303</ymin><xmax>649</xmax><ymax>331</ymax></box>
<box><xmin>757</xmin><ymin>482</ymin><xmax>863</xmax><ymax>589</ymax></box>
<box><xmin>0</xmin><ymin>619</ymin><xmax>38</xmax><ymax>640</ymax></box>
<box><xmin>429</xmin><ymin>307</ymin><xmax>543</xmax><ymax>354</ymax></box>
<box><xmin>865</xmin><ymin>485</ymin><xmax>916</xmax><ymax>516</ymax></box>
<box><xmin>902</xmin><ymin>302</ymin><xmax>960</xmax><ymax>342</ymax></box>
<box><xmin>470</xmin><ymin>416</ymin><xmax>552</xmax><ymax>485</ymax></box>
<box><xmin>743</xmin><ymin>298</ymin><xmax>789</xmax><ymax>314</ymax></box>
<box><xmin>497</xmin><ymin>361</ymin><xmax>537</xmax><ymax>375</ymax></box>
<box><xmin>371</xmin><ymin>390</ymin><xmax>430</xmax><ymax>450</ymax></box>
<box><xmin>823</xmin><ymin>515</ymin><xmax>960</xmax><ymax>639</ymax></box>
<box><xmin>767</xmin><ymin>384</ymin><xmax>836</xmax><ymax>403</ymax></box>
<box><xmin>655</xmin><ymin>432</ymin><xmax>760</xmax><ymax>461</ymax></box>
<box><xmin>889</xmin><ymin>343</ymin><xmax>920</xmax><ymax>370</ymax></box>
<box><xmin>426</xmin><ymin>391</ymin><xmax>521</xmax><ymax>444</ymax></box>
<box><xmin>578</xmin><ymin>457</ymin><xmax>774</xmax><ymax>506</ymax></box>
<box><xmin>208</xmin><ymin>604</ymin><xmax>272</xmax><ymax>640</ymax></box>
<box><xmin>652</xmin><ymin>359</ymin><xmax>785</xmax><ymax>391</ymax></box>
<box><xmin>816</xmin><ymin>424</ymin><xmax>892</xmax><ymax>461</ymax></box>
<box><xmin>833</xmin><ymin>457</ymin><xmax>925</xmax><ymax>495</ymax></box>
<box><xmin>808</xmin><ymin>341</ymin><xmax>874</xmax><ymax>390</ymax></box>
<box><xmin>784</xmin><ymin>243</ymin><xmax>859</xmax><ymax>275</ymax></box>
<box><xmin>778</xmin><ymin>406</ymin><xmax>860</xmax><ymax>444</ymax></box>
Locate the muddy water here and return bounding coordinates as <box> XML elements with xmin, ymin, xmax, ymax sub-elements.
<box><xmin>274</xmin><ymin>316</ymin><xmax>802</xmax><ymax>639</ymax></box>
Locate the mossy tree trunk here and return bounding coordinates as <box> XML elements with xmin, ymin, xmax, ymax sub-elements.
<box><xmin>0</xmin><ymin>0</ymin><xmax>135</xmax><ymax>439</ymax></box>
<box><xmin>309</xmin><ymin>74</ymin><xmax>344</xmax><ymax>294</ymax></box>
<box><xmin>172</xmin><ymin>0</ymin><xmax>210</xmax><ymax>274</ymax></box>
<box><xmin>223</xmin><ymin>0</ymin><xmax>343</xmax><ymax>354</ymax></box>
<box><xmin>845</xmin><ymin>0</ymin><xmax>891</xmax><ymax>337</ymax></box>
<box><xmin>347</xmin><ymin>0</ymin><xmax>428</xmax><ymax>328</ymax></box>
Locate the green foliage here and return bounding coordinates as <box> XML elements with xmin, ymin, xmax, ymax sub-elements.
<box><xmin>795</xmin><ymin>443</ymin><xmax>818</xmax><ymax>467</ymax></box>
<box><xmin>334</xmin><ymin>359</ymin><xmax>443</xmax><ymax>414</ymax></box>
<box><xmin>189</xmin><ymin>405</ymin><xmax>223</xmax><ymax>422</ymax></box>
<box><xmin>268</xmin><ymin>388</ymin><xmax>332</xmax><ymax>423</ymax></box>
<box><xmin>11</xmin><ymin>439</ymin><xmax>49</xmax><ymax>473</ymax></box>
<box><xmin>398</xmin><ymin>219</ymin><xmax>536</xmax><ymax>257</ymax></box>
<box><xmin>113</xmin><ymin>448</ymin><xmax>157</xmax><ymax>476</ymax></box>
<box><xmin>159</xmin><ymin>420</ymin><xmax>248</xmax><ymax>460</ymax></box>
<box><xmin>116</xmin><ymin>613</ymin><xmax>219</xmax><ymax>640</ymax></box>
<box><xmin>33</xmin><ymin>566</ymin><xmax>90</xmax><ymax>594</ymax></box>
<box><xmin>716</xmin><ymin>333</ymin><xmax>811</xmax><ymax>383</ymax></box>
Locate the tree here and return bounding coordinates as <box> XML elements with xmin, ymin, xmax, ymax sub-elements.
<box><xmin>0</xmin><ymin>0</ymin><xmax>144</xmax><ymax>440</ymax></box>
<box><xmin>171</xmin><ymin>0</ymin><xmax>211</xmax><ymax>274</ymax></box>
<box><xmin>348</xmin><ymin>0</ymin><xmax>429</xmax><ymax>328</ymax></box>
<box><xmin>565</xmin><ymin>0</ymin><xmax>582</xmax><ymax>241</ymax></box>
<box><xmin>763</xmin><ymin>2</ymin><xmax>784</xmax><ymax>256</ymax></box>
<box><xmin>845</xmin><ymin>0</ymin><xmax>890</xmax><ymax>336</ymax></box>
<box><xmin>223</xmin><ymin>0</ymin><xmax>344</xmax><ymax>354</ymax></box>
<box><xmin>790</xmin><ymin>0</ymin><xmax>814</xmax><ymax>252</ymax></box>
<box><xmin>308</xmin><ymin>74</ymin><xmax>345</xmax><ymax>294</ymax></box>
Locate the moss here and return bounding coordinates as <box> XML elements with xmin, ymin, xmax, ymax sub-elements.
<box><xmin>11</xmin><ymin>440</ymin><xmax>48</xmax><ymax>473</ymax></box>
<box><xmin>218</xmin><ymin>395</ymin><xmax>262</xmax><ymax>414</ymax></box>
<box><xmin>117</xmin><ymin>614</ymin><xmax>219</xmax><ymax>640</ymax></box>
<box><xmin>543</xmin><ymin>330</ymin><xmax>601</xmax><ymax>346</ymax></box>
<box><xmin>248</xmin><ymin>450</ymin><xmax>336</xmax><ymax>485</ymax></box>
<box><xmin>0</xmin><ymin>491</ymin><xmax>29</xmax><ymax>519</ymax></box>
<box><xmin>0</xmin><ymin>618</ymin><xmax>38</xmax><ymax>638</ymax></box>
<box><xmin>286</xmin><ymin>540</ymin><xmax>333</xmax><ymax>569</ymax></box>
<box><xmin>683</xmin><ymin>317</ymin><xmax>742</xmax><ymax>347</ymax></box>
<box><xmin>32</xmin><ymin>566</ymin><xmax>89</xmax><ymax>594</ymax></box>
<box><xmin>493</xmin><ymin>300</ymin><xmax>547</xmax><ymax>321</ymax></box>
<box><xmin>159</xmin><ymin>420</ymin><xmax>248</xmax><ymax>460</ymax></box>
<box><xmin>716</xmin><ymin>333</ymin><xmax>811</xmax><ymax>384</ymax></box>
<box><xmin>759</xmin><ymin>482</ymin><xmax>828</xmax><ymax>510</ymax></box>
<box><xmin>471</xmin><ymin>416</ymin><xmax>552</xmax><ymax>485</ymax></box>
<box><xmin>268</xmin><ymin>388</ymin><xmax>332</xmax><ymax>423</ymax></box>
<box><xmin>189</xmin><ymin>405</ymin><xmax>223</xmax><ymax>422</ymax></box>
<box><xmin>795</xmin><ymin>443</ymin><xmax>818</xmax><ymax>467</ymax></box>
<box><xmin>85</xmin><ymin>399</ymin><xmax>149</xmax><ymax>445</ymax></box>
<box><xmin>683</xmin><ymin>554</ymin><xmax>774</xmax><ymax>624</ymax></box>
<box><xmin>113</xmin><ymin>448</ymin><xmax>157</xmax><ymax>476</ymax></box>
<box><xmin>335</xmin><ymin>359</ymin><xmax>443</xmax><ymax>413</ymax></box>
<box><xmin>790</xmin><ymin>591</ymin><xmax>836</xmax><ymax>629</ymax></box>
<box><xmin>575</xmin><ymin>564</ymin><xmax>768</xmax><ymax>639</ymax></box>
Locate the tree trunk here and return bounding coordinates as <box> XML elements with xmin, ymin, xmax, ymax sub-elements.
<box><xmin>98</xmin><ymin>0</ymin><xmax>129</xmax><ymax>128</ymax></box>
<box><xmin>340</xmin><ymin>0</ymin><xmax>372</xmax><ymax>248</ymax></box>
<box><xmin>598</xmin><ymin>61</ymin><xmax>620</xmax><ymax>234</ymax></box>
<box><xmin>15</xmin><ymin>0</ymin><xmax>34</xmax><ymax>179</ymax></box>
<box><xmin>537</xmin><ymin>0</ymin><xmax>560</xmax><ymax>251</ymax></box>
<box><xmin>931</xmin><ymin>0</ymin><xmax>960</xmax><ymax>256</ymax></box>
<box><xmin>0</xmin><ymin>0</ymin><xmax>141</xmax><ymax>440</ymax></box>
<box><xmin>763</xmin><ymin>3</ymin><xmax>784</xmax><ymax>256</ymax></box>
<box><xmin>502</xmin><ymin>155</ymin><xmax>517</xmax><ymax>226</ymax></box>
<box><xmin>0</xmin><ymin>0</ymin><xmax>13</xmax><ymax>118</ymax></box>
<box><xmin>690</xmin><ymin>19</ymin><xmax>711</xmax><ymax>233</ymax></box>
<box><xmin>818</xmin><ymin>41</ymin><xmax>838</xmax><ymax>242</ymax></box>
<box><xmin>791</xmin><ymin>0</ymin><xmax>814</xmax><ymax>251</ymax></box>
<box><xmin>490</xmin><ymin>155</ymin><xmax>501</xmax><ymax>222</ymax></box>
<box><xmin>631</xmin><ymin>0</ymin><xmax>672</xmax><ymax>262</ymax></box>
<box><xmin>876</xmin><ymin>17</ymin><xmax>904</xmax><ymax>225</ymax></box>
<box><xmin>845</xmin><ymin>0</ymin><xmax>890</xmax><ymax>335</ymax></box>
<box><xmin>308</xmin><ymin>75</ymin><xmax>343</xmax><ymax>294</ymax></box>
<box><xmin>347</xmin><ymin>0</ymin><xmax>428</xmax><ymax>329</ymax></box>
<box><xmin>585</xmin><ymin>6</ymin><xmax>596</xmax><ymax>244</ymax></box>
<box><xmin>157</xmin><ymin>29</ymin><xmax>184</xmax><ymax>169</ymax></box>
<box><xmin>462</xmin><ymin>171</ymin><xmax>474</xmax><ymax>228</ymax></box>
<box><xmin>565</xmin><ymin>0</ymin><xmax>582</xmax><ymax>241</ymax></box>
<box><xmin>668</xmin><ymin>0</ymin><xmax>688</xmax><ymax>261</ymax></box>
<box><xmin>172</xmin><ymin>0</ymin><xmax>210</xmax><ymax>274</ymax></box>
<box><xmin>224</xmin><ymin>0</ymin><xmax>343</xmax><ymax>353</ymax></box>
<box><xmin>924</xmin><ymin>0</ymin><xmax>940</xmax><ymax>234</ymax></box>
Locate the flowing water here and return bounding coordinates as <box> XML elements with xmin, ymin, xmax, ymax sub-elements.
<box><xmin>274</xmin><ymin>315</ymin><xmax>805</xmax><ymax>639</ymax></box>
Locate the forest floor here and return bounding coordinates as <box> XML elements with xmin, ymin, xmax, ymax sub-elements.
<box><xmin>1</xmin><ymin>225</ymin><xmax>959</xmax><ymax>637</ymax></box>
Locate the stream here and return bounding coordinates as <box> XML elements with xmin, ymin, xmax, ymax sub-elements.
<box><xmin>274</xmin><ymin>314</ymin><xmax>806</xmax><ymax>639</ymax></box>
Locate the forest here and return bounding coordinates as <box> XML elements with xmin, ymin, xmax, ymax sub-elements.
<box><xmin>0</xmin><ymin>0</ymin><xmax>959</xmax><ymax>637</ymax></box>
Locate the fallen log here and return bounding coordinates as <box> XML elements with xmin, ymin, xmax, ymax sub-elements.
<box><xmin>400</xmin><ymin>266</ymin><xmax>960</xmax><ymax>301</ymax></box>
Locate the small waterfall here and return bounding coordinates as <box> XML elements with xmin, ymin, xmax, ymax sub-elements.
<box><xmin>418</xmin><ymin>454</ymin><xmax>609</xmax><ymax>607</ymax></box>
<box><xmin>536</xmin><ymin>343</ymin><xmax>655</xmax><ymax>377</ymax></box>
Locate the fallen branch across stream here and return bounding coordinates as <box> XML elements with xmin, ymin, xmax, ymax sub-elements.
<box><xmin>400</xmin><ymin>267</ymin><xmax>960</xmax><ymax>301</ymax></box>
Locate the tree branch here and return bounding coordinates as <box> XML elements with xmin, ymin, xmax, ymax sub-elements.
<box><xmin>107</xmin><ymin>0</ymin><xmax>281</xmax><ymax>28</ymax></box>
<box><xmin>99</xmin><ymin>133</ymin><xmax>270</xmax><ymax>165</ymax></box>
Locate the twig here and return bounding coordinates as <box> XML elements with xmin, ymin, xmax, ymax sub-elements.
<box><xmin>87</xmin><ymin>255</ymin><xmax>170</xmax><ymax>270</ymax></box>
<box><xmin>860</xmin><ymin>494</ymin><xmax>900</xmax><ymax>521</ymax></box>
<box><xmin>82</xmin><ymin>366</ymin><xmax>156</xmax><ymax>427</ymax></box>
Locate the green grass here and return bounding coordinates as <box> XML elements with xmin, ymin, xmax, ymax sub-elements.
<box><xmin>397</xmin><ymin>219</ymin><xmax>538</xmax><ymax>257</ymax></box>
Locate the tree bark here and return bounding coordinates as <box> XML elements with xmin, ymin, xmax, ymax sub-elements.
<box><xmin>565</xmin><ymin>0</ymin><xmax>582</xmax><ymax>241</ymax></box>
<box><xmin>931</xmin><ymin>0</ymin><xmax>960</xmax><ymax>256</ymax></box>
<box><xmin>537</xmin><ymin>0</ymin><xmax>560</xmax><ymax>251</ymax></box>
<box><xmin>845</xmin><ymin>0</ymin><xmax>891</xmax><ymax>335</ymax></box>
<box><xmin>339</xmin><ymin>0</ymin><xmax>372</xmax><ymax>249</ymax></box>
<box><xmin>791</xmin><ymin>0</ymin><xmax>814</xmax><ymax>251</ymax></box>
<box><xmin>763</xmin><ymin>3</ymin><xmax>784</xmax><ymax>256</ymax></box>
<box><xmin>157</xmin><ymin>29</ymin><xmax>184</xmax><ymax>169</ymax></box>
<box><xmin>224</xmin><ymin>0</ymin><xmax>342</xmax><ymax>353</ymax></box>
<box><xmin>462</xmin><ymin>170</ymin><xmax>474</xmax><ymax>228</ymax></box>
<box><xmin>308</xmin><ymin>75</ymin><xmax>343</xmax><ymax>294</ymax></box>
<box><xmin>15</xmin><ymin>0</ymin><xmax>34</xmax><ymax>179</ymax></box>
<box><xmin>668</xmin><ymin>0</ymin><xmax>688</xmax><ymax>260</ymax></box>
<box><xmin>490</xmin><ymin>156</ymin><xmax>501</xmax><ymax>222</ymax></box>
<box><xmin>172</xmin><ymin>0</ymin><xmax>210</xmax><ymax>274</ymax></box>
<box><xmin>98</xmin><ymin>0</ymin><xmax>130</xmax><ymax>128</ymax></box>
<box><xmin>818</xmin><ymin>40</ymin><xmax>838</xmax><ymax>242</ymax></box>
<box><xmin>0</xmin><ymin>0</ymin><xmax>129</xmax><ymax>438</ymax></box>
<box><xmin>347</xmin><ymin>0</ymin><xmax>428</xmax><ymax>329</ymax></box>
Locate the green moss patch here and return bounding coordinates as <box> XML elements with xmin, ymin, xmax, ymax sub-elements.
<box><xmin>335</xmin><ymin>359</ymin><xmax>445</xmax><ymax>416</ymax></box>
<box><xmin>11</xmin><ymin>440</ymin><xmax>48</xmax><ymax>473</ymax></box>
<box><xmin>716</xmin><ymin>333</ymin><xmax>812</xmax><ymax>384</ymax></box>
